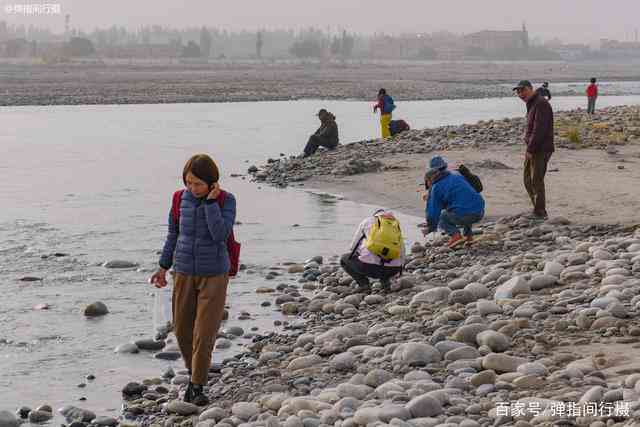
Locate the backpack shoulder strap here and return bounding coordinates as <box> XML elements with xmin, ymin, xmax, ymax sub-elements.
<box><xmin>217</xmin><ymin>190</ymin><xmax>227</xmax><ymax>208</ymax></box>
<box><xmin>171</xmin><ymin>189</ymin><xmax>185</xmax><ymax>228</ymax></box>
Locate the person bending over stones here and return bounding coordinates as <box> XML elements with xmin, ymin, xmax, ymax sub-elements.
<box><xmin>302</xmin><ymin>109</ymin><xmax>339</xmax><ymax>157</ymax></box>
<box><xmin>424</xmin><ymin>156</ymin><xmax>485</xmax><ymax>249</ymax></box>
<box><xmin>150</xmin><ymin>154</ymin><xmax>236</xmax><ymax>406</ymax></box>
<box><xmin>341</xmin><ymin>210</ymin><xmax>405</xmax><ymax>293</ymax></box>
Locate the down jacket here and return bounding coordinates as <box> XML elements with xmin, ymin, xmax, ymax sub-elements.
<box><xmin>159</xmin><ymin>189</ymin><xmax>236</xmax><ymax>276</ymax></box>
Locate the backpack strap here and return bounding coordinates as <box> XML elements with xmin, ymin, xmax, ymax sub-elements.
<box><xmin>217</xmin><ymin>189</ymin><xmax>227</xmax><ymax>208</ymax></box>
<box><xmin>350</xmin><ymin>231</ymin><xmax>366</xmax><ymax>260</ymax></box>
<box><xmin>171</xmin><ymin>189</ymin><xmax>185</xmax><ymax>229</ymax></box>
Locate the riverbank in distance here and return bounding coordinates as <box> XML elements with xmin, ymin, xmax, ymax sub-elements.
<box><xmin>2</xmin><ymin>59</ymin><xmax>640</xmax><ymax>106</ymax></box>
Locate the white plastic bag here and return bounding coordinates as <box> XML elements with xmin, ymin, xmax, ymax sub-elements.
<box><xmin>153</xmin><ymin>284</ymin><xmax>173</xmax><ymax>335</ymax></box>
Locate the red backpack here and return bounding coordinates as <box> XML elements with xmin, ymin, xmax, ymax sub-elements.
<box><xmin>171</xmin><ymin>189</ymin><xmax>241</xmax><ymax>277</ymax></box>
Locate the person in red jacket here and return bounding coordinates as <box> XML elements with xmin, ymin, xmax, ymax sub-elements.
<box><xmin>586</xmin><ymin>78</ymin><xmax>598</xmax><ymax>114</ymax></box>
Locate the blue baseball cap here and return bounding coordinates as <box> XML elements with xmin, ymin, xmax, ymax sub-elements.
<box><xmin>429</xmin><ymin>156</ymin><xmax>448</xmax><ymax>171</ymax></box>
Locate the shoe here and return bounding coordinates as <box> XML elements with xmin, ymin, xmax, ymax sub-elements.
<box><xmin>464</xmin><ymin>235</ymin><xmax>474</xmax><ymax>246</ymax></box>
<box><xmin>183</xmin><ymin>382</ymin><xmax>194</xmax><ymax>403</ymax></box>
<box><xmin>353</xmin><ymin>284</ymin><xmax>371</xmax><ymax>294</ymax></box>
<box><xmin>191</xmin><ymin>383</ymin><xmax>210</xmax><ymax>406</ymax></box>
<box><xmin>447</xmin><ymin>234</ymin><xmax>465</xmax><ymax>249</ymax></box>
<box><xmin>524</xmin><ymin>211</ymin><xmax>548</xmax><ymax>221</ymax></box>
<box><xmin>379</xmin><ymin>278</ymin><xmax>392</xmax><ymax>293</ymax></box>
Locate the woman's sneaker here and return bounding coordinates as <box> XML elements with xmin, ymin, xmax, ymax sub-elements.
<box><xmin>183</xmin><ymin>382</ymin><xmax>194</xmax><ymax>403</ymax></box>
<box><xmin>191</xmin><ymin>384</ymin><xmax>210</xmax><ymax>406</ymax></box>
<box><xmin>447</xmin><ymin>234</ymin><xmax>465</xmax><ymax>249</ymax></box>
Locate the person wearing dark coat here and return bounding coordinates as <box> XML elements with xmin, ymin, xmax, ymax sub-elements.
<box><xmin>303</xmin><ymin>109</ymin><xmax>339</xmax><ymax>157</ymax></box>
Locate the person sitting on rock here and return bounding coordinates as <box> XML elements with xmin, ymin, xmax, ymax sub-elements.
<box><xmin>302</xmin><ymin>109</ymin><xmax>339</xmax><ymax>157</ymax></box>
<box><xmin>424</xmin><ymin>156</ymin><xmax>485</xmax><ymax>249</ymax></box>
<box><xmin>340</xmin><ymin>209</ymin><xmax>405</xmax><ymax>293</ymax></box>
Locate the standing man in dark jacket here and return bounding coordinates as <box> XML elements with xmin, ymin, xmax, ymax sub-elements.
<box><xmin>303</xmin><ymin>109</ymin><xmax>339</xmax><ymax>157</ymax></box>
<box><xmin>513</xmin><ymin>80</ymin><xmax>555</xmax><ymax>219</ymax></box>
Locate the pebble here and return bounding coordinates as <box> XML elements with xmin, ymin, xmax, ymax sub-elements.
<box><xmin>58</xmin><ymin>406</ymin><xmax>96</xmax><ymax>422</ymax></box>
<box><xmin>134</xmin><ymin>339</ymin><xmax>165</xmax><ymax>351</ymax></box>
<box><xmin>405</xmin><ymin>394</ymin><xmax>444</xmax><ymax>417</ymax></box>
<box><xmin>92</xmin><ymin>416</ymin><xmax>119</xmax><ymax>426</ymax></box>
<box><xmin>0</xmin><ymin>411</ymin><xmax>18</xmax><ymax>427</ymax></box>
<box><xmin>288</xmin><ymin>355</ymin><xmax>323</xmax><ymax>371</ymax></box>
<box><xmin>482</xmin><ymin>353</ymin><xmax>527</xmax><ymax>373</ymax></box>
<box><xmin>83</xmin><ymin>301</ymin><xmax>109</xmax><ymax>317</ymax></box>
<box><xmin>476</xmin><ymin>330</ymin><xmax>511</xmax><ymax>352</ymax></box>
<box><xmin>166</xmin><ymin>400</ymin><xmax>200</xmax><ymax>415</ymax></box>
<box><xmin>103</xmin><ymin>260</ymin><xmax>139</xmax><ymax>269</ymax></box>
<box><xmin>231</xmin><ymin>402</ymin><xmax>261</xmax><ymax>420</ymax></box>
<box><xmin>115</xmin><ymin>343</ymin><xmax>139</xmax><ymax>354</ymax></box>
<box><xmin>28</xmin><ymin>410</ymin><xmax>53</xmax><ymax>424</ymax></box>
<box><xmin>216</xmin><ymin>338</ymin><xmax>232</xmax><ymax>349</ymax></box>
<box><xmin>494</xmin><ymin>276</ymin><xmax>530</xmax><ymax>300</ymax></box>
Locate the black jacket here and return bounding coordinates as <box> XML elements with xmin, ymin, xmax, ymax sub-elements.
<box><xmin>525</xmin><ymin>94</ymin><xmax>555</xmax><ymax>154</ymax></box>
<box><xmin>314</xmin><ymin>113</ymin><xmax>339</xmax><ymax>146</ymax></box>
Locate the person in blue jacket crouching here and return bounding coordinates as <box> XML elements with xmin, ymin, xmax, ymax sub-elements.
<box><xmin>424</xmin><ymin>156</ymin><xmax>485</xmax><ymax>249</ymax></box>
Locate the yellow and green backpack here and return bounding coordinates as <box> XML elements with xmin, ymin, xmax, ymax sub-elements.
<box><xmin>365</xmin><ymin>215</ymin><xmax>403</xmax><ymax>262</ymax></box>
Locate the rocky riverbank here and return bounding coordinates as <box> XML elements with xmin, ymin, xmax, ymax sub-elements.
<box><xmin>109</xmin><ymin>213</ymin><xmax>640</xmax><ymax>427</ymax></box>
<box><xmin>251</xmin><ymin>105</ymin><xmax>640</xmax><ymax>189</ymax></box>
<box><xmin>2</xmin><ymin>60</ymin><xmax>640</xmax><ymax>106</ymax></box>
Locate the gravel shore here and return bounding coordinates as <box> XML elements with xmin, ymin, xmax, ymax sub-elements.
<box><xmin>106</xmin><ymin>105</ymin><xmax>640</xmax><ymax>427</ymax></box>
<box><xmin>114</xmin><ymin>215</ymin><xmax>640</xmax><ymax>427</ymax></box>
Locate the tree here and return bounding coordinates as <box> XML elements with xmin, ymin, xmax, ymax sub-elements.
<box><xmin>340</xmin><ymin>30</ymin><xmax>354</xmax><ymax>58</ymax></box>
<box><xmin>64</xmin><ymin>37</ymin><xmax>95</xmax><ymax>57</ymax></box>
<box><xmin>182</xmin><ymin>41</ymin><xmax>201</xmax><ymax>58</ymax></box>
<box><xmin>200</xmin><ymin>27</ymin><xmax>212</xmax><ymax>58</ymax></box>
<box><xmin>4</xmin><ymin>38</ymin><xmax>28</xmax><ymax>57</ymax></box>
<box><xmin>416</xmin><ymin>46</ymin><xmax>438</xmax><ymax>60</ymax></box>
<box><xmin>256</xmin><ymin>31</ymin><xmax>263</xmax><ymax>58</ymax></box>
<box><xmin>289</xmin><ymin>38</ymin><xmax>323</xmax><ymax>59</ymax></box>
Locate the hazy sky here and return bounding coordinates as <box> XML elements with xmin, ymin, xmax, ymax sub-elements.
<box><xmin>4</xmin><ymin>0</ymin><xmax>640</xmax><ymax>43</ymax></box>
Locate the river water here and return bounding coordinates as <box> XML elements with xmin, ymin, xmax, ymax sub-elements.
<box><xmin>1</xmin><ymin>94</ymin><xmax>639</xmax><ymax>419</ymax></box>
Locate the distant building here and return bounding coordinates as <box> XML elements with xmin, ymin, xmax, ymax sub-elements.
<box><xmin>548</xmin><ymin>43</ymin><xmax>591</xmax><ymax>61</ymax></box>
<box><xmin>599</xmin><ymin>39</ymin><xmax>640</xmax><ymax>58</ymax></box>
<box><xmin>464</xmin><ymin>24</ymin><xmax>529</xmax><ymax>53</ymax></box>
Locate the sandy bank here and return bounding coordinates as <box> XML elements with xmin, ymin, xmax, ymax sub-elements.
<box><xmin>303</xmin><ymin>144</ymin><xmax>640</xmax><ymax>225</ymax></box>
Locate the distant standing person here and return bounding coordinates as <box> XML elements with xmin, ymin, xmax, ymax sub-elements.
<box><xmin>302</xmin><ymin>109</ymin><xmax>339</xmax><ymax>157</ymax></box>
<box><xmin>537</xmin><ymin>82</ymin><xmax>552</xmax><ymax>100</ymax></box>
<box><xmin>587</xmin><ymin>78</ymin><xmax>598</xmax><ymax>114</ymax></box>
<box><xmin>513</xmin><ymin>80</ymin><xmax>555</xmax><ymax>219</ymax></box>
<box><xmin>373</xmin><ymin>88</ymin><xmax>396</xmax><ymax>139</ymax></box>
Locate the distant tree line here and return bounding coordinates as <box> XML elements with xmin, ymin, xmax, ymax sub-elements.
<box><xmin>0</xmin><ymin>21</ymin><xmax>569</xmax><ymax>61</ymax></box>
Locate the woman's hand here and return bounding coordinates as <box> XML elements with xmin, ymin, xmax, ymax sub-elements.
<box><xmin>150</xmin><ymin>268</ymin><xmax>167</xmax><ymax>288</ymax></box>
<box><xmin>207</xmin><ymin>182</ymin><xmax>221</xmax><ymax>200</ymax></box>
